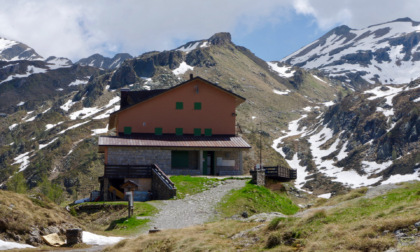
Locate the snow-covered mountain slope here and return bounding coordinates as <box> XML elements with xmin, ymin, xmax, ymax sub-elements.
<box><xmin>0</xmin><ymin>37</ymin><xmax>43</xmax><ymax>61</ymax></box>
<box><xmin>45</xmin><ymin>56</ymin><xmax>73</xmax><ymax>69</ymax></box>
<box><xmin>76</xmin><ymin>53</ymin><xmax>133</xmax><ymax>69</ymax></box>
<box><xmin>273</xmin><ymin>78</ymin><xmax>420</xmax><ymax>195</ymax></box>
<box><xmin>282</xmin><ymin>18</ymin><xmax>420</xmax><ymax>87</ymax></box>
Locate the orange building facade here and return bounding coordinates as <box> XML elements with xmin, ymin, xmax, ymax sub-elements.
<box><xmin>98</xmin><ymin>76</ymin><xmax>250</xmax><ymax>200</ymax></box>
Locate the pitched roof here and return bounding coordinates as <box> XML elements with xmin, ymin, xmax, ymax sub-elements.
<box><xmin>98</xmin><ymin>135</ymin><xmax>251</xmax><ymax>152</ymax></box>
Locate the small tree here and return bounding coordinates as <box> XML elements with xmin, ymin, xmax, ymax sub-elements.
<box><xmin>7</xmin><ymin>172</ymin><xmax>28</xmax><ymax>194</ymax></box>
<box><xmin>38</xmin><ymin>175</ymin><xmax>64</xmax><ymax>205</ymax></box>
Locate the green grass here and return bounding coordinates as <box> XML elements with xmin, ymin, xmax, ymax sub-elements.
<box><xmin>171</xmin><ymin>175</ymin><xmax>220</xmax><ymax>199</ymax></box>
<box><xmin>263</xmin><ymin>181</ymin><xmax>420</xmax><ymax>251</ymax></box>
<box><xmin>106</xmin><ymin>216</ymin><xmax>150</xmax><ymax>234</ymax></box>
<box><xmin>72</xmin><ymin>201</ymin><xmax>157</xmax><ymax>236</ymax></box>
<box><xmin>217</xmin><ymin>181</ymin><xmax>299</xmax><ymax>217</ymax></box>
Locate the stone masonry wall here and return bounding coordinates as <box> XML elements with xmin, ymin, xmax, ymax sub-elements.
<box><xmin>107</xmin><ymin>147</ymin><xmax>171</xmax><ymax>173</ymax></box>
<box><xmin>214</xmin><ymin>150</ymin><xmax>242</xmax><ymax>175</ymax></box>
<box><xmin>151</xmin><ymin>171</ymin><xmax>176</xmax><ymax>200</ymax></box>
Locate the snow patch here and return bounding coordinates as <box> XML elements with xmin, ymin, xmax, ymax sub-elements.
<box><xmin>39</xmin><ymin>138</ymin><xmax>58</xmax><ymax>150</ymax></box>
<box><xmin>69</xmin><ymin>79</ymin><xmax>89</xmax><ymax>86</ymax></box>
<box><xmin>267</xmin><ymin>62</ymin><xmax>295</xmax><ymax>78</ymax></box>
<box><xmin>177</xmin><ymin>42</ymin><xmax>201</xmax><ymax>53</ymax></box>
<box><xmin>82</xmin><ymin>231</ymin><xmax>124</xmax><ymax>246</ymax></box>
<box><xmin>318</xmin><ymin>193</ymin><xmax>332</xmax><ymax>199</ymax></box>
<box><xmin>273</xmin><ymin>89</ymin><xmax>290</xmax><ymax>95</ymax></box>
<box><xmin>58</xmin><ymin>121</ymin><xmax>89</xmax><ymax>135</ymax></box>
<box><xmin>12</xmin><ymin>151</ymin><xmax>32</xmax><ymax>172</ymax></box>
<box><xmin>0</xmin><ymin>65</ymin><xmax>47</xmax><ymax>85</ymax></box>
<box><xmin>91</xmin><ymin>124</ymin><xmax>109</xmax><ymax>136</ymax></box>
<box><xmin>172</xmin><ymin>62</ymin><xmax>194</xmax><ymax>75</ymax></box>
<box><xmin>0</xmin><ymin>239</ymin><xmax>34</xmax><ymax>250</ymax></box>
<box><xmin>9</xmin><ymin>123</ymin><xmax>18</xmax><ymax>130</ymax></box>
<box><xmin>45</xmin><ymin>121</ymin><xmax>64</xmax><ymax>130</ymax></box>
<box><xmin>69</xmin><ymin>96</ymin><xmax>120</xmax><ymax>120</ymax></box>
<box><xmin>60</xmin><ymin>99</ymin><xmax>77</xmax><ymax>111</ymax></box>
<box><xmin>382</xmin><ymin>168</ymin><xmax>420</xmax><ymax>184</ymax></box>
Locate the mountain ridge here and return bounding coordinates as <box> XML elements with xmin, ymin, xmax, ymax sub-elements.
<box><xmin>282</xmin><ymin>17</ymin><xmax>420</xmax><ymax>88</ymax></box>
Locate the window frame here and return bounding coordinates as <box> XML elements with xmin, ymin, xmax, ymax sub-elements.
<box><xmin>194</xmin><ymin>102</ymin><xmax>202</xmax><ymax>110</ymax></box>
<box><xmin>155</xmin><ymin>127</ymin><xmax>163</xmax><ymax>136</ymax></box>
<box><xmin>194</xmin><ymin>128</ymin><xmax>201</xmax><ymax>136</ymax></box>
<box><xmin>176</xmin><ymin>102</ymin><xmax>183</xmax><ymax>110</ymax></box>
<box><xmin>204</xmin><ymin>128</ymin><xmax>212</xmax><ymax>136</ymax></box>
<box><xmin>175</xmin><ymin>128</ymin><xmax>183</xmax><ymax>136</ymax></box>
<box><xmin>124</xmin><ymin>126</ymin><xmax>132</xmax><ymax>135</ymax></box>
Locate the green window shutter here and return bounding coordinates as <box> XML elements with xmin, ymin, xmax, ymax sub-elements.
<box><xmin>194</xmin><ymin>128</ymin><xmax>201</xmax><ymax>136</ymax></box>
<box><xmin>155</xmin><ymin>127</ymin><xmax>163</xmax><ymax>135</ymax></box>
<box><xmin>176</xmin><ymin>102</ymin><xmax>183</xmax><ymax>110</ymax></box>
<box><xmin>194</xmin><ymin>102</ymin><xmax>201</xmax><ymax>110</ymax></box>
<box><xmin>175</xmin><ymin>128</ymin><xmax>183</xmax><ymax>136</ymax></box>
<box><xmin>204</xmin><ymin>128</ymin><xmax>212</xmax><ymax>136</ymax></box>
<box><xmin>124</xmin><ymin>126</ymin><xmax>132</xmax><ymax>135</ymax></box>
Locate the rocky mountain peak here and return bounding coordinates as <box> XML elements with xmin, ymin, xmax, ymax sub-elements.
<box><xmin>208</xmin><ymin>32</ymin><xmax>232</xmax><ymax>45</ymax></box>
<box><xmin>0</xmin><ymin>37</ymin><xmax>43</xmax><ymax>61</ymax></box>
<box><xmin>76</xmin><ymin>53</ymin><xmax>132</xmax><ymax>70</ymax></box>
<box><xmin>282</xmin><ymin>17</ymin><xmax>420</xmax><ymax>87</ymax></box>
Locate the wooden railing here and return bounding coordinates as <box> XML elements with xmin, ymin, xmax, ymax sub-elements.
<box><xmin>151</xmin><ymin>164</ymin><xmax>175</xmax><ymax>190</ymax></box>
<box><xmin>104</xmin><ymin>164</ymin><xmax>152</xmax><ymax>178</ymax></box>
<box><xmin>264</xmin><ymin>165</ymin><xmax>297</xmax><ymax>179</ymax></box>
<box><xmin>151</xmin><ymin>164</ymin><xmax>176</xmax><ymax>200</ymax></box>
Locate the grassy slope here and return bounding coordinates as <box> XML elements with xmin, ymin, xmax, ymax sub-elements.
<box><xmin>0</xmin><ymin>190</ymin><xmax>83</xmax><ymax>243</ymax></box>
<box><xmin>71</xmin><ymin>201</ymin><xmax>157</xmax><ymax>236</ymax></box>
<box><xmin>170</xmin><ymin>175</ymin><xmax>220</xmax><ymax>199</ymax></box>
<box><xmin>105</xmin><ymin>181</ymin><xmax>420</xmax><ymax>252</ymax></box>
<box><xmin>217</xmin><ymin>181</ymin><xmax>299</xmax><ymax>217</ymax></box>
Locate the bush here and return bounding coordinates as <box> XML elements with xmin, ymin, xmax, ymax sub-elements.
<box><xmin>6</xmin><ymin>172</ymin><xmax>27</xmax><ymax>194</ymax></box>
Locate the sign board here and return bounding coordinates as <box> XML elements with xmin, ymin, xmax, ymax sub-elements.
<box><xmin>126</xmin><ymin>191</ymin><xmax>133</xmax><ymax>207</ymax></box>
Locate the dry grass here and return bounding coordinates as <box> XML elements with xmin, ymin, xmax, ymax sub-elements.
<box><xmin>104</xmin><ymin>220</ymin><xmax>260</xmax><ymax>252</ymax></box>
<box><xmin>103</xmin><ymin>182</ymin><xmax>420</xmax><ymax>251</ymax></box>
<box><xmin>0</xmin><ymin>190</ymin><xmax>84</xmax><ymax>245</ymax></box>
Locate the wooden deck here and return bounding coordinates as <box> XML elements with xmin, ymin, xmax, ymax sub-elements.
<box><xmin>104</xmin><ymin>164</ymin><xmax>152</xmax><ymax>178</ymax></box>
<box><xmin>264</xmin><ymin>166</ymin><xmax>297</xmax><ymax>180</ymax></box>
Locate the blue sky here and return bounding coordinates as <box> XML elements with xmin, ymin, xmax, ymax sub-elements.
<box><xmin>233</xmin><ymin>12</ymin><xmax>324</xmax><ymax>61</ymax></box>
<box><xmin>0</xmin><ymin>0</ymin><xmax>419</xmax><ymax>62</ymax></box>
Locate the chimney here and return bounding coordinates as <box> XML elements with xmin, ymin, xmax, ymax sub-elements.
<box><xmin>190</xmin><ymin>74</ymin><xmax>194</xmax><ymax>80</ymax></box>
<box><xmin>120</xmin><ymin>88</ymin><xmax>130</xmax><ymax>109</ymax></box>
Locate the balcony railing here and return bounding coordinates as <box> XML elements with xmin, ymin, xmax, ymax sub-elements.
<box><xmin>104</xmin><ymin>164</ymin><xmax>152</xmax><ymax>178</ymax></box>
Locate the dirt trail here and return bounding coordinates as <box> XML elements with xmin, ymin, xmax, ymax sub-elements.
<box><xmin>148</xmin><ymin>179</ymin><xmax>246</xmax><ymax>230</ymax></box>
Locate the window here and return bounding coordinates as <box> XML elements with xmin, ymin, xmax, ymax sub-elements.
<box><xmin>175</xmin><ymin>128</ymin><xmax>183</xmax><ymax>136</ymax></box>
<box><xmin>194</xmin><ymin>102</ymin><xmax>202</xmax><ymax>110</ymax></box>
<box><xmin>194</xmin><ymin>128</ymin><xmax>201</xmax><ymax>136</ymax></box>
<box><xmin>176</xmin><ymin>102</ymin><xmax>183</xmax><ymax>110</ymax></box>
<box><xmin>171</xmin><ymin>151</ymin><xmax>189</xmax><ymax>168</ymax></box>
<box><xmin>124</xmin><ymin>126</ymin><xmax>132</xmax><ymax>135</ymax></box>
<box><xmin>155</xmin><ymin>127</ymin><xmax>163</xmax><ymax>135</ymax></box>
<box><xmin>204</xmin><ymin>128</ymin><xmax>212</xmax><ymax>136</ymax></box>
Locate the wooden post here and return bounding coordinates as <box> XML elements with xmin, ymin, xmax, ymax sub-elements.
<box><xmin>126</xmin><ymin>191</ymin><xmax>133</xmax><ymax>218</ymax></box>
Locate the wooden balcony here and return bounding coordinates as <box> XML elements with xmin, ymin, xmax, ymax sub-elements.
<box><xmin>264</xmin><ymin>166</ymin><xmax>297</xmax><ymax>180</ymax></box>
<box><xmin>104</xmin><ymin>164</ymin><xmax>152</xmax><ymax>178</ymax></box>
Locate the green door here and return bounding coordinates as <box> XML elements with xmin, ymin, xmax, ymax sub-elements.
<box><xmin>202</xmin><ymin>151</ymin><xmax>208</xmax><ymax>175</ymax></box>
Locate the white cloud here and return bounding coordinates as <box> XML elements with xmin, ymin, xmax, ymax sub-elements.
<box><xmin>292</xmin><ymin>0</ymin><xmax>420</xmax><ymax>30</ymax></box>
<box><xmin>0</xmin><ymin>0</ymin><xmax>419</xmax><ymax>61</ymax></box>
<box><xmin>0</xmin><ymin>0</ymin><xmax>290</xmax><ymax>61</ymax></box>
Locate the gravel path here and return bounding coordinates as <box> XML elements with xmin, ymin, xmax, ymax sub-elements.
<box><xmin>147</xmin><ymin>179</ymin><xmax>246</xmax><ymax>230</ymax></box>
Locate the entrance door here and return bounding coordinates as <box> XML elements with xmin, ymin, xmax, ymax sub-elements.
<box><xmin>207</xmin><ymin>151</ymin><xmax>215</xmax><ymax>175</ymax></box>
<box><xmin>202</xmin><ymin>151</ymin><xmax>208</xmax><ymax>175</ymax></box>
